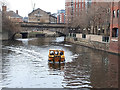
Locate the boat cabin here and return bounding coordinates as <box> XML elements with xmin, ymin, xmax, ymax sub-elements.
<box><xmin>48</xmin><ymin>49</ymin><xmax>65</xmax><ymax>63</ymax></box>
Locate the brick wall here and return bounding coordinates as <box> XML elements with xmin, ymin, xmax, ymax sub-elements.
<box><xmin>109</xmin><ymin>2</ymin><xmax>120</xmax><ymax>54</ymax></box>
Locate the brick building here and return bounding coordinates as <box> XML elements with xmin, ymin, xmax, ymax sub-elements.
<box><xmin>7</xmin><ymin>10</ymin><xmax>23</xmax><ymax>22</ymax></box>
<box><xmin>65</xmin><ymin>0</ymin><xmax>92</xmax><ymax>23</ymax></box>
<box><xmin>57</xmin><ymin>10</ymin><xmax>65</xmax><ymax>23</ymax></box>
<box><xmin>28</xmin><ymin>8</ymin><xmax>57</xmax><ymax>23</ymax></box>
<box><xmin>109</xmin><ymin>1</ymin><xmax>120</xmax><ymax>54</ymax></box>
<box><xmin>2</xmin><ymin>6</ymin><xmax>23</xmax><ymax>22</ymax></box>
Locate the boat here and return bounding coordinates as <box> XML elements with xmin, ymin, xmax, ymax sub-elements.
<box><xmin>48</xmin><ymin>49</ymin><xmax>65</xmax><ymax>63</ymax></box>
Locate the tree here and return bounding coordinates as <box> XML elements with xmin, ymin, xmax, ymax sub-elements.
<box><xmin>88</xmin><ymin>2</ymin><xmax>110</xmax><ymax>35</ymax></box>
<box><xmin>67</xmin><ymin>2</ymin><xmax>111</xmax><ymax>35</ymax></box>
<box><xmin>1</xmin><ymin>0</ymin><xmax>21</xmax><ymax>40</ymax></box>
<box><xmin>2</xmin><ymin>12</ymin><xmax>21</xmax><ymax>40</ymax></box>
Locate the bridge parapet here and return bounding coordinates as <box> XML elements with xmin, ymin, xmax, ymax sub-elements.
<box><xmin>19</xmin><ymin>22</ymin><xmax>67</xmax><ymax>36</ymax></box>
<box><xmin>20</xmin><ymin>22</ymin><xmax>66</xmax><ymax>28</ymax></box>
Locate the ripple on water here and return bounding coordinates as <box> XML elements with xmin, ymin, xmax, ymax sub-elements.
<box><xmin>2</xmin><ymin>37</ymin><xmax>94</xmax><ymax>88</ymax></box>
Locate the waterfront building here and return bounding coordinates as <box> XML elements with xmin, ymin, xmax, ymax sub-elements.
<box><xmin>109</xmin><ymin>1</ymin><xmax>120</xmax><ymax>54</ymax></box>
<box><xmin>28</xmin><ymin>8</ymin><xmax>57</xmax><ymax>23</ymax></box>
<box><xmin>2</xmin><ymin>6</ymin><xmax>23</xmax><ymax>22</ymax></box>
<box><xmin>7</xmin><ymin>10</ymin><xmax>23</xmax><ymax>22</ymax></box>
<box><xmin>65</xmin><ymin>0</ymin><xmax>92</xmax><ymax>23</ymax></box>
<box><xmin>66</xmin><ymin>0</ymin><xmax>120</xmax><ymax>54</ymax></box>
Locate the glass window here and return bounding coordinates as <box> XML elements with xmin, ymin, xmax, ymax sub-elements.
<box><xmin>60</xmin><ymin>52</ymin><xmax>63</xmax><ymax>55</ymax></box>
<box><xmin>112</xmin><ymin>28</ymin><xmax>118</xmax><ymax>37</ymax></box>
<box><xmin>50</xmin><ymin>51</ymin><xmax>54</xmax><ymax>55</ymax></box>
<box><xmin>117</xmin><ymin>28</ymin><xmax>119</xmax><ymax>37</ymax></box>
<box><xmin>55</xmin><ymin>51</ymin><xmax>59</xmax><ymax>55</ymax></box>
<box><xmin>117</xmin><ymin>9</ymin><xmax>119</xmax><ymax>18</ymax></box>
<box><xmin>113</xmin><ymin>10</ymin><xmax>116</xmax><ymax>18</ymax></box>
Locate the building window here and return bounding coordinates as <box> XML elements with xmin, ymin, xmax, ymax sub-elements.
<box><xmin>82</xmin><ymin>34</ymin><xmax>86</xmax><ymax>38</ymax></box>
<box><xmin>73</xmin><ymin>33</ymin><xmax>76</xmax><ymax>37</ymax></box>
<box><xmin>102</xmin><ymin>36</ymin><xmax>109</xmax><ymax>42</ymax></box>
<box><xmin>70</xmin><ymin>33</ymin><xmax>72</xmax><ymax>37</ymax></box>
<box><xmin>113</xmin><ymin>10</ymin><xmax>116</xmax><ymax>18</ymax></box>
<box><xmin>112</xmin><ymin>28</ymin><xmax>118</xmax><ymax>37</ymax></box>
<box><xmin>117</xmin><ymin>9</ymin><xmax>119</xmax><ymax>18</ymax></box>
<box><xmin>38</xmin><ymin>19</ymin><xmax>40</xmax><ymax>21</ymax></box>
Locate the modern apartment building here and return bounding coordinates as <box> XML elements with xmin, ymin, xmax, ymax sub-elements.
<box><xmin>57</xmin><ymin>10</ymin><xmax>65</xmax><ymax>23</ymax></box>
<box><xmin>65</xmin><ymin>0</ymin><xmax>92</xmax><ymax>23</ymax></box>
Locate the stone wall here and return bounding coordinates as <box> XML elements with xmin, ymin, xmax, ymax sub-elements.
<box><xmin>28</xmin><ymin>8</ymin><xmax>57</xmax><ymax>23</ymax></box>
<box><xmin>66</xmin><ymin>37</ymin><xmax>109</xmax><ymax>52</ymax></box>
<box><xmin>2</xmin><ymin>31</ymin><xmax>9</xmax><ymax>40</ymax></box>
<box><xmin>28</xmin><ymin>9</ymin><xmax>49</xmax><ymax>23</ymax></box>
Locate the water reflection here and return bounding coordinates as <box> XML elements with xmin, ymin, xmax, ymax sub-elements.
<box><xmin>63</xmin><ymin>44</ymin><xmax>119</xmax><ymax>88</ymax></box>
<box><xmin>48</xmin><ymin>63</ymin><xmax>65</xmax><ymax>71</ymax></box>
<box><xmin>1</xmin><ymin>37</ymin><xmax>120</xmax><ymax>88</ymax></box>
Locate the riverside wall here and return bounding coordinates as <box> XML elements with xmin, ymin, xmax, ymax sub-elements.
<box><xmin>66</xmin><ymin>37</ymin><xmax>110</xmax><ymax>53</ymax></box>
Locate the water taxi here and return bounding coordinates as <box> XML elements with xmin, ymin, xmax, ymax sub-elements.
<box><xmin>48</xmin><ymin>49</ymin><xmax>65</xmax><ymax>63</ymax></box>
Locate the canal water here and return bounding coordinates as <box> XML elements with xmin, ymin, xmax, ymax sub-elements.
<box><xmin>1</xmin><ymin>37</ymin><xmax>120</xmax><ymax>88</ymax></box>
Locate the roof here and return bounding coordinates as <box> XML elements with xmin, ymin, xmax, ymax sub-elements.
<box><xmin>28</xmin><ymin>8</ymin><xmax>46</xmax><ymax>16</ymax></box>
<box><xmin>7</xmin><ymin>11</ymin><xmax>23</xmax><ymax>18</ymax></box>
<box><xmin>28</xmin><ymin>8</ymin><xmax>57</xmax><ymax>19</ymax></box>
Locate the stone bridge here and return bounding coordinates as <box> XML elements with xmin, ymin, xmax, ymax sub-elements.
<box><xmin>18</xmin><ymin>22</ymin><xmax>67</xmax><ymax>38</ymax></box>
<box><xmin>20</xmin><ymin>22</ymin><xmax>66</xmax><ymax>33</ymax></box>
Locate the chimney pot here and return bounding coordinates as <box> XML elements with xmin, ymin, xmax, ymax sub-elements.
<box><xmin>16</xmin><ymin>10</ymin><xmax>18</xmax><ymax>14</ymax></box>
<box><xmin>2</xmin><ymin>6</ymin><xmax>7</xmax><ymax>12</ymax></box>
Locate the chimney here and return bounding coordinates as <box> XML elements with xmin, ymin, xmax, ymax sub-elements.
<box><xmin>2</xmin><ymin>6</ymin><xmax>7</xmax><ymax>12</ymax></box>
<box><xmin>16</xmin><ymin>10</ymin><xmax>18</xmax><ymax>14</ymax></box>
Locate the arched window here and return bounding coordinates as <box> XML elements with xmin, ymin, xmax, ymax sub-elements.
<box><xmin>113</xmin><ymin>10</ymin><xmax>116</xmax><ymax>18</ymax></box>
<box><xmin>117</xmin><ymin>9</ymin><xmax>119</xmax><ymax>18</ymax></box>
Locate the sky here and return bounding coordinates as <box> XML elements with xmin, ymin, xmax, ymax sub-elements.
<box><xmin>4</xmin><ymin>0</ymin><xmax>65</xmax><ymax>17</ymax></box>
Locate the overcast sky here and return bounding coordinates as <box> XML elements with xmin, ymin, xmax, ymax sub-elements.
<box><xmin>5</xmin><ymin>0</ymin><xmax>65</xmax><ymax>17</ymax></box>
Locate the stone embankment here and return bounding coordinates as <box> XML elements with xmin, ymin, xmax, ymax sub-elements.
<box><xmin>66</xmin><ymin>37</ymin><xmax>110</xmax><ymax>52</ymax></box>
